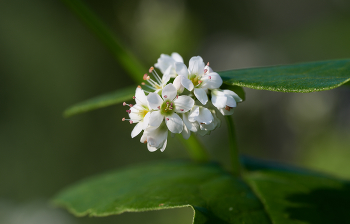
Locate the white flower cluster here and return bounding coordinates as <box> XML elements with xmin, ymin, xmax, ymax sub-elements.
<box><xmin>122</xmin><ymin>53</ymin><xmax>242</xmax><ymax>152</ymax></box>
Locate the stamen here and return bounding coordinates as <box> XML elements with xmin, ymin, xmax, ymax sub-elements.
<box><xmin>143</xmin><ymin>74</ymin><xmax>150</xmax><ymax>80</ymax></box>
<box><xmin>198</xmin><ymin>80</ymin><xmax>202</xmax><ymax>84</ymax></box>
<box><xmin>149</xmin><ymin>67</ymin><xmax>154</xmax><ymax>73</ymax></box>
<box><xmin>123</xmin><ymin>102</ymin><xmax>127</xmax><ymax>106</ymax></box>
<box><xmin>129</xmin><ymin>120</ymin><xmax>133</xmax><ymax>124</ymax></box>
<box><xmin>180</xmin><ymin>109</ymin><xmax>184</xmax><ymax>111</ymax></box>
<box><xmin>143</xmin><ymin>140</ymin><xmax>147</xmax><ymax>144</ymax></box>
<box><xmin>164</xmin><ymin>95</ymin><xmax>167</xmax><ymax>98</ymax></box>
<box><xmin>204</xmin><ymin>69</ymin><xmax>208</xmax><ymax>73</ymax></box>
<box><xmin>141</xmin><ymin>82</ymin><xmax>145</xmax><ymax>85</ymax></box>
<box><xmin>133</xmin><ymin>96</ymin><xmax>135</xmax><ymax>99</ymax></box>
<box><xmin>207</xmin><ymin>62</ymin><xmax>209</xmax><ymax>66</ymax></box>
<box><xmin>166</xmin><ymin>118</ymin><xmax>169</xmax><ymax>121</ymax></box>
<box><xmin>122</xmin><ymin>118</ymin><xmax>125</xmax><ymax>121</ymax></box>
<box><xmin>137</xmin><ymin>85</ymin><xmax>141</xmax><ymax>88</ymax></box>
<box><xmin>225</xmin><ymin>106</ymin><xmax>231</xmax><ymax>111</ymax></box>
<box><xmin>157</xmin><ymin>106</ymin><xmax>160</xmax><ymax>109</ymax></box>
<box><xmin>126</xmin><ymin>110</ymin><xmax>131</xmax><ymax>113</ymax></box>
<box><xmin>209</xmin><ymin>76</ymin><xmax>211</xmax><ymax>79</ymax></box>
<box><xmin>176</xmin><ymin>95</ymin><xmax>178</xmax><ymax>99</ymax></box>
<box><xmin>129</xmin><ymin>104</ymin><xmax>133</xmax><ymax>107</ymax></box>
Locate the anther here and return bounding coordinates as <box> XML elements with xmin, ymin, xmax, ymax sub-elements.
<box><xmin>123</xmin><ymin>102</ymin><xmax>127</xmax><ymax>106</ymax></box>
<box><xmin>164</xmin><ymin>95</ymin><xmax>167</xmax><ymax>98</ymax></box>
<box><xmin>122</xmin><ymin>118</ymin><xmax>125</xmax><ymax>121</ymax></box>
<box><xmin>209</xmin><ymin>76</ymin><xmax>211</xmax><ymax>79</ymax></box>
<box><xmin>149</xmin><ymin>67</ymin><xmax>154</xmax><ymax>73</ymax></box>
<box><xmin>166</xmin><ymin>102</ymin><xmax>169</xmax><ymax>104</ymax></box>
<box><xmin>169</xmin><ymin>107</ymin><xmax>173</xmax><ymax>110</ymax></box>
<box><xmin>166</xmin><ymin>118</ymin><xmax>170</xmax><ymax>121</ymax></box>
<box><xmin>198</xmin><ymin>80</ymin><xmax>202</xmax><ymax>84</ymax></box>
<box><xmin>143</xmin><ymin>74</ymin><xmax>148</xmax><ymax>80</ymax></box>
<box><xmin>126</xmin><ymin>110</ymin><xmax>131</xmax><ymax>113</ymax></box>
<box><xmin>137</xmin><ymin>85</ymin><xmax>141</xmax><ymax>88</ymax></box>
<box><xmin>141</xmin><ymin>82</ymin><xmax>145</xmax><ymax>85</ymax></box>
<box><xmin>225</xmin><ymin>105</ymin><xmax>231</xmax><ymax>111</ymax></box>
<box><xmin>204</xmin><ymin>69</ymin><xmax>208</xmax><ymax>73</ymax></box>
<box><xmin>129</xmin><ymin>104</ymin><xmax>133</xmax><ymax>107</ymax></box>
<box><xmin>133</xmin><ymin>96</ymin><xmax>136</xmax><ymax>99</ymax></box>
<box><xmin>143</xmin><ymin>140</ymin><xmax>147</xmax><ymax>144</ymax></box>
<box><xmin>207</xmin><ymin>62</ymin><xmax>209</xmax><ymax>66</ymax></box>
<box><xmin>129</xmin><ymin>120</ymin><xmax>133</xmax><ymax>124</ymax></box>
<box><xmin>157</xmin><ymin>106</ymin><xmax>160</xmax><ymax>109</ymax></box>
<box><xmin>176</xmin><ymin>95</ymin><xmax>178</xmax><ymax>99</ymax></box>
<box><xmin>180</xmin><ymin>109</ymin><xmax>184</xmax><ymax>111</ymax></box>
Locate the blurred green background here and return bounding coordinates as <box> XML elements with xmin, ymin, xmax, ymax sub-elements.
<box><xmin>1</xmin><ymin>0</ymin><xmax>350</xmax><ymax>223</ymax></box>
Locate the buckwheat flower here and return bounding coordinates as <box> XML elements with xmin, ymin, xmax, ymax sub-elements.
<box><xmin>154</xmin><ymin>52</ymin><xmax>184</xmax><ymax>78</ymax></box>
<box><xmin>147</xmin><ymin>83</ymin><xmax>194</xmax><ymax>134</ymax></box>
<box><xmin>141</xmin><ymin>67</ymin><xmax>170</xmax><ymax>93</ymax></box>
<box><xmin>140</xmin><ymin>122</ymin><xmax>168</xmax><ymax>152</ymax></box>
<box><xmin>122</xmin><ymin>87</ymin><xmax>151</xmax><ymax>138</ymax></box>
<box><xmin>188</xmin><ymin>105</ymin><xmax>214</xmax><ymax>125</ymax></box>
<box><xmin>211</xmin><ymin>89</ymin><xmax>242</xmax><ymax>115</ymax></box>
<box><xmin>174</xmin><ymin>56</ymin><xmax>222</xmax><ymax>104</ymax></box>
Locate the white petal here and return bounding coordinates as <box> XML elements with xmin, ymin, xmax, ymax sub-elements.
<box><xmin>174</xmin><ymin>96</ymin><xmax>194</xmax><ymax>113</ymax></box>
<box><xmin>162</xmin><ymin>83</ymin><xmax>177</xmax><ymax>101</ymax></box>
<box><xmin>211</xmin><ymin>94</ymin><xmax>226</xmax><ymax>109</ymax></box>
<box><xmin>188</xmin><ymin>56</ymin><xmax>205</xmax><ymax>75</ymax></box>
<box><xmin>226</xmin><ymin>96</ymin><xmax>237</xmax><ymax>108</ymax></box>
<box><xmin>204</xmin><ymin>65</ymin><xmax>213</xmax><ymax>74</ymax></box>
<box><xmin>147</xmin><ymin>144</ymin><xmax>158</xmax><ymax>152</ymax></box>
<box><xmin>223</xmin><ymin>90</ymin><xmax>242</xmax><ymax>102</ymax></box>
<box><xmin>135</xmin><ymin>87</ymin><xmax>148</xmax><ymax>106</ymax></box>
<box><xmin>171</xmin><ymin>52</ymin><xmax>184</xmax><ymax>63</ymax></box>
<box><xmin>160</xmin><ymin>139</ymin><xmax>167</xmax><ymax>152</ymax></box>
<box><xmin>154</xmin><ymin>54</ymin><xmax>174</xmax><ymax>74</ymax></box>
<box><xmin>183</xmin><ymin>113</ymin><xmax>199</xmax><ymax>132</ymax></box>
<box><xmin>131</xmin><ymin>122</ymin><xmax>143</xmax><ymax>138</ymax></box>
<box><xmin>147</xmin><ymin>92</ymin><xmax>163</xmax><ymax>110</ymax></box>
<box><xmin>175</xmin><ymin>62</ymin><xmax>189</xmax><ymax>77</ymax></box>
<box><xmin>173</xmin><ymin>76</ymin><xmax>185</xmax><ymax>93</ymax></box>
<box><xmin>181</xmin><ymin>124</ymin><xmax>191</xmax><ymax>140</ymax></box>
<box><xmin>146</xmin><ymin>124</ymin><xmax>168</xmax><ymax>148</ymax></box>
<box><xmin>188</xmin><ymin>106</ymin><xmax>199</xmax><ymax>123</ymax></box>
<box><xmin>140</xmin><ymin>131</ymin><xmax>147</xmax><ymax>143</ymax></box>
<box><xmin>149</xmin><ymin>111</ymin><xmax>164</xmax><ymax>128</ymax></box>
<box><xmin>162</xmin><ymin>66</ymin><xmax>172</xmax><ymax>84</ymax></box>
<box><xmin>181</xmin><ymin>76</ymin><xmax>194</xmax><ymax>91</ymax></box>
<box><xmin>201</xmin><ymin>73</ymin><xmax>223</xmax><ymax>89</ymax></box>
<box><xmin>194</xmin><ymin>88</ymin><xmax>208</xmax><ymax>105</ymax></box>
<box><xmin>165</xmin><ymin>113</ymin><xmax>183</xmax><ymax>133</ymax></box>
<box><xmin>142</xmin><ymin>112</ymin><xmax>151</xmax><ymax>129</ymax></box>
<box><xmin>197</xmin><ymin>107</ymin><xmax>213</xmax><ymax>124</ymax></box>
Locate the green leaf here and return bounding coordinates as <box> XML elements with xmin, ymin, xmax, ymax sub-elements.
<box><xmin>219</xmin><ymin>59</ymin><xmax>350</xmax><ymax>92</ymax></box>
<box><xmin>64</xmin><ymin>86</ymin><xmax>135</xmax><ymax>117</ymax></box>
<box><xmin>220</xmin><ymin>84</ymin><xmax>246</xmax><ymax>101</ymax></box>
<box><xmin>62</xmin><ymin>0</ymin><xmax>146</xmax><ymax>83</ymax></box>
<box><xmin>53</xmin><ymin>161</ymin><xmax>271</xmax><ymax>224</ymax></box>
<box><xmin>53</xmin><ymin>159</ymin><xmax>350</xmax><ymax>223</ymax></box>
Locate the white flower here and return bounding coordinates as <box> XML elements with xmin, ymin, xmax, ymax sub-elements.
<box><xmin>141</xmin><ymin>67</ymin><xmax>171</xmax><ymax>93</ymax></box>
<box><xmin>211</xmin><ymin>89</ymin><xmax>242</xmax><ymax>115</ymax></box>
<box><xmin>154</xmin><ymin>52</ymin><xmax>184</xmax><ymax>78</ymax></box>
<box><xmin>147</xmin><ymin>83</ymin><xmax>195</xmax><ymax>134</ymax></box>
<box><xmin>174</xmin><ymin>56</ymin><xmax>222</xmax><ymax>105</ymax></box>
<box><xmin>123</xmin><ymin>87</ymin><xmax>151</xmax><ymax>138</ymax></box>
<box><xmin>140</xmin><ymin>122</ymin><xmax>168</xmax><ymax>152</ymax></box>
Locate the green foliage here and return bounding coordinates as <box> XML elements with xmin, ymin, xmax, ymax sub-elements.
<box><xmin>219</xmin><ymin>59</ymin><xmax>350</xmax><ymax>92</ymax></box>
<box><xmin>53</xmin><ymin>160</ymin><xmax>350</xmax><ymax>224</ymax></box>
<box><xmin>64</xmin><ymin>86</ymin><xmax>135</xmax><ymax>117</ymax></box>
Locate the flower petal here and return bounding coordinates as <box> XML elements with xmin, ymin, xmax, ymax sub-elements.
<box><xmin>174</xmin><ymin>96</ymin><xmax>195</xmax><ymax>113</ymax></box>
<box><xmin>135</xmin><ymin>87</ymin><xmax>148</xmax><ymax>106</ymax></box>
<box><xmin>223</xmin><ymin>90</ymin><xmax>242</xmax><ymax>102</ymax></box>
<box><xmin>154</xmin><ymin>54</ymin><xmax>174</xmax><ymax>74</ymax></box>
<box><xmin>211</xmin><ymin>94</ymin><xmax>227</xmax><ymax>109</ymax></box>
<box><xmin>175</xmin><ymin>62</ymin><xmax>189</xmax><ymax>77</ymax></box>
<box><xmin>194</xmin><ymin>88</ymin><xmax>208</xmax><ymax>105</ymax></box>
<box><xmin>131</xmin><ymin>122</ymin><xmax>143</xmax><ymax>138</ymax></box>
<box><xmin>183</xmin><ymin>113</ymin><xmax>199</xmax><ymax>132</ymax></box>
<box><xmin>171</xmin><ymin>52</ymin><xmax>184</xmax><ymax>63</ymax></box>
<box><xmin>162</xmin><ymin>83</ymin><xmax>177</xmax><ymax>101</ymax></box>
<box><xmin>173</xmin><ymin>76</ymin><xmax>184</xmax><ymax>93</ymax></box>
<box><xmin>142</xmin><ymin>112</ymin><xmax>151</xmax><ymax>129</ymax></box>
<box><xmin>162</xmin><ymin>66</ymin><xmax>172</xmax><ymax>84</ymax></box>
<box><xmin>188</xmin><ymin>105</ymin><xmax>199</xmax><ymax>123</ymax></box>
<box><xmin>196</xmin><ymin>107</ymin><xmax>213</xmax><ymax>124</ymax></box>
<box><xmin>226</xmin><ymin>96</ymin><xmax>237</xmax><ymax>108</ymax></box>
<box><xmin>181</xmin><ymin>124</ymin><xmax>191</xmax><ymax>140</ymax></box>
<box><xmin>219</xmin><ymin>108</ymin><xmax>234</xmax><ymax>116</ymax></box>
<box><xmin>189</xmin><ymin>56</ymin><xmax>205</xmax><ymax>75</ymax></box>
<box><xmin>147</xmin><ymin>92</ymin><xmax>163</xmax><ymax>110</ymax></box>
<box><xmin>181</xmin><ymin>76</ymin><xmax>194</xmax><ymax>91</ymax></box>
<box><xmin>165</xmin><ymin>113</ymin><xmax>183</xmax><ymax>133</ymax></box>
<box><xmin>201</xmin><ymin>72</ymin><xmax>223</xmax><ymax>89</ymax></box>
<box><xmin>147</xmin><ymin>144</ymin><xmax>158</xmax><ymax>152</ymax></box>
<box><xmin>149</xmin><ymin>111</ymin><xmax>164</xmax><ymax>128</ymax></box>
<box><xmin>160</xmin><ymin>139</ymin><xmax>167</xmax><ymax>152</ymax></box>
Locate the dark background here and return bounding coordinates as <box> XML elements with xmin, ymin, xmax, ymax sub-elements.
<box><xmin>1</xmin><ymin>0</ymin><xmax>350</xmax><ymax>223</ymax></box>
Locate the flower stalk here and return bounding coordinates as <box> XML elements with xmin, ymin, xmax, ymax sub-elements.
<box><xmin>225</xmin><ymin>116</ymin><xmax>241</xmax><ymax>176</ymax></box>
<box><xmin>177</xmin><ymin>135</ymin><xmax>208</xmax><ymax>162</ymax></box>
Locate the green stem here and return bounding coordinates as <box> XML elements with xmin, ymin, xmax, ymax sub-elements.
<box><xmin>225</xmin><ymin>116</ymin><xmax>241</xmax><ymax>176</ymax></box>
<box><xmin>177</xmin><ymin>135</ymin><xmax>209</xmax><ymax>162</ymax></box>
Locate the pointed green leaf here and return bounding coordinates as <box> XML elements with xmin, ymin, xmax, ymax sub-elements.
<box><xmin>219</xmin><ymin>59</ymin><xmax>350</xmax><ymax>92</ymax></box>
<box><xmin>64</xmin><ymin>86</ymin><xmax>135</xmax><ymax>117</ymax></box>
<box><xmin>53</xmin><ymin>161</ymin><xmax>271</xmax><ymax>224</ymax></box>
